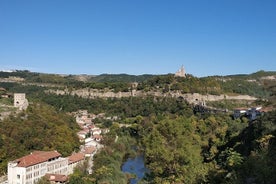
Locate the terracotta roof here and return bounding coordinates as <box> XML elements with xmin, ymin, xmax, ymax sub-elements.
<box><xmin>83</xmin><ymin>146</ymin><xmax>96</xmax><ymax>155</ymax></box>
<box><xmin>16</xmin><ymin>150</ymin><xmax>61</xmax><ymax>167</ymax></box>
<box><xmin>45</xmin><ymin>174</ymin><xmax>68</xmax><ymax>182</ymax></box>
<box><xmin>68</xmin><ymin>153</ymin><xmax>85</xmax><ymax>164</ymax></box>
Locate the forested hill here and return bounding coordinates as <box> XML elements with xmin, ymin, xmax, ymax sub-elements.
<box><xmin>88</xmin><ymin>73</ymin><xmax>154</xmax><ymax>83</ymax></box>
<box><xmin>0</xmin><ymin>70</ymin><xmax>275</xmax><ymax>183</ymax></box>
<box><xmin>0</xmin><ymin>70</ymin><xmax>155</xmax><ymax>83</ymax></box>
<box><xmin>0</xmin><ymin>102</ymin><xmax>80</xmax><ymax>174</ymax></box>
<box><xmin>0</xmin><ymin>70</ymin><xmax>275</xmax><ymax>100</ymax></box>
<box><xmin>1</xmin><ymin>69</ymin><xmax>275</xmax><ymax>84</ymax></box>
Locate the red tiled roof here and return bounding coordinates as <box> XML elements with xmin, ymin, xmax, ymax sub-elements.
<box><xmin>83</xmin><ymin>146</ymin><xmax>96</xmax><ymax>155</ymax></box>
<box><xmin>68</xmin><ymin>153</ymin><xmax>85</xmax><ymax>164</ymax></box>
<box><xmin>16</xmin><ymin>150</ymin><xmax>61</xmax><ymax>167</ymax></box>
<box><xmin>45</xmin><ymin>174</ymin><xmax>68</xmax><ymax>182</ymax></box>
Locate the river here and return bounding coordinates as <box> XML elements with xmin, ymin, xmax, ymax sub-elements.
<box><xmin>121</xmin><ymin>154</ymin><xmax>149</xmax><ymax>184</ymax></box>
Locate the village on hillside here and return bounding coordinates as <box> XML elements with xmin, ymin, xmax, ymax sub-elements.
<box><xmin>0</xmin><ymin>93</ymin><xmax>110</xmax><ymax>184</ymax></box>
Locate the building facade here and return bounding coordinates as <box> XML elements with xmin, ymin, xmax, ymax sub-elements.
<box><xmin>67</xmin><ymin>153</ymin><xmax>85</xmax><ymax>175</ymax></box>
<box><xmin>8</xmin><ymin>151</ymin><xmax>68</xmax><ymax>184</ymax></box>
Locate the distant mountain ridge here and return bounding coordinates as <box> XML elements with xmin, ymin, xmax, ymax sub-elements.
<box><xmin>0</xmin><ymin>70</ymin><xmax>275</xmax><ymax>83</ymax></box>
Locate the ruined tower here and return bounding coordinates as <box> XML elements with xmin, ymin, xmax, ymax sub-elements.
<box><xmin>14</xmin><ymin>93</ymin><xmax>29</xmax><ymax>110</ymax></box>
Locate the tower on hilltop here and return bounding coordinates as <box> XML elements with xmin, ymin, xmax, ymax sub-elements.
<box><xmin>175</xmin><ymin>65</ymin><xmax>186</xmax><ymax>77</ymax></box>
<box><xmin>14</xmin><ymin>93</ymin><xmax>29</xmax><ymax>110</ymax></box>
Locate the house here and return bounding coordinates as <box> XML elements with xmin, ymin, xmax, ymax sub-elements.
<box><xmin>67</xmin><ymin>153</ymin><xmax>85</xmax><ymax>175</ymax></box>
<box><xmin>233</xmin><ymin>108</ymin><xmax>248</xmax><ymax>119</ymax></box>
<box><xmin>77</xmin><ymin>130</ymin><xmax>88</xmax><ymax>139</ymax></box>
<box><xmin>91</xmin><ymin>128</ymin><xmax>101</xmax><ymax>135</ymax></box>
<box><xmin>45</xmin><ymin>174</ymin><xmax>68</xmax><ymax>184</ymax></box>
<box><xmin>92</xmin><ymin>134</ymin><xmax>102</xmax><ymax>142</ymax></box>
<box><xmin>84</xmin><ymin>138</ymin><xmax>97</xmax><ymax>147</ymax></box>
<box><xmin>247</xmin><ymin>107</ymin><xmax>262</xmax><ymax>121</ymax></box>
<box><xmin>8</xmin><ymin>150</ymin><xmax>68</xmax><ymax>184</ymax></box>
<box><xmin>233</xmin><ymin>106</ymin><xmax>263</xmax><ymax>121</ymax></box>
<box><xmin>82</xmin><ymin>146</ymin><xmax>97</xmax><ymax>157</ymax></box>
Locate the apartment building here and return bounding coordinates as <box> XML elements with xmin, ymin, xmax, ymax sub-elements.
<box><xmin>8</xmin><ymin>151</ymin><xmax>68</xmax><ymax>184</ymax></box>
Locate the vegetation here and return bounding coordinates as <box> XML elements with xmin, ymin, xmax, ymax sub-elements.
<box><xmin>135</xmin><ymin>111</ymin><xmax>276</xmax><ymax>183</ymax></box>
<box><xmin>0</xmin><ymin>70</ymin><xmax>275</xmax><ymax>183</ymax></box>
<box><xmin>0</xmin><ymin>70</ymin><xmax>274</xmax><ymax>98</ymax></box>
<box><xmin>41</xmin><ymin>94</ymin><xmax>193</xmax><ymax>118</ymax></box>
<box><xmin>0</xmin><ymin>102</ymin><xmax>80</xmax><ymax>174</ymax></box>
<box><xmin>206</xmin><ymin>99</ymin><xmax>253</xmax><ymax>110</ymax></box>
<box><xmin>68</xmin><ymin>125</ymin><xmax>137</xmax><ymax>184</ymax></box>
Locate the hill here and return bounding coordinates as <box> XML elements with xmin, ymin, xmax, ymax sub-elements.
<box><xmin>0</xmin><ymin>70</ymin><xmax>275</xmax><ymax>108</ymax></box>
<box><xmin>0</xmin><ymin>102</ymin><xmax>80</xmax><ymax>174</ymax></box>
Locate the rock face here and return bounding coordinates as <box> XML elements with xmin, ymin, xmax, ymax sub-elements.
<box><xmin>46</xmin><ymin>88</ymin><xmax>257</xmax><ymax>103</ymax></box>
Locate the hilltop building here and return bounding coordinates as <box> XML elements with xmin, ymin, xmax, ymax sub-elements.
<box><xmin>14</xmin><ymin>93</ymin><xmax>29</xmax><ymax>110</ymax></box>
<box><xmin>175</xmin><ymin>65</ymin><xmax>186</xmax><ymax>77</ymax></box>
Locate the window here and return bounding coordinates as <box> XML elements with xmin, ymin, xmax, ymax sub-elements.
<box><xmin>26</xmin><ymin>167</ymin><xmax>32</xmax><ymax>172</ymax></box>
<box><xmin>17</xmin><ymin>175</ymin><xmax>20</xmax><ymax>179</ymax></box>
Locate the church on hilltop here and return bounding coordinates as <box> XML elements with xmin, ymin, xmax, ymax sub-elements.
<box><xmin>175</xmin><ymin>65</ymin><xmax>186</xmax><ymax>77</ymax></box>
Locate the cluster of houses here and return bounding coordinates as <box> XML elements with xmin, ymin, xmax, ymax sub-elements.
<box><xmin>233</xmin><ymin>106</ymin><xmax>272</xmax><ymax>121</ymax></box>
<box><xmin>74</xmin><ymin>110</ymin><xmax>110</xmax><ymax>144</ymax></box>
<box><xmin>7</xmin><ymin>110</ymin><xmax>108</xmax><ymax>184</ymax></box>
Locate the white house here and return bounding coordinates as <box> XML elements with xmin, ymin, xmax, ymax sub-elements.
<box><xmin>67</xmin><ymin>153</ymin><xmax>85</xmax><ymax>175</ymax></box>
<box><xmin>8</xmin><ymin>151</ymin><xmax>68</xmax><ymax>184</ymax></box>
<box><xmin>91</xmin><ymin>128</ymin><xmax>101</xmax><ymax>135</ymax></box>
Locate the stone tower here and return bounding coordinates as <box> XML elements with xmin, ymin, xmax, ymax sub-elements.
<box><xmin>14</xmin><ymin>93</ymin><xmax>29</xmax><ymax>110</ymax></box>
<box><xmin>175</xmin><ymin>65</ymin><xmax>186</xmax><ymax>77</ymax></box>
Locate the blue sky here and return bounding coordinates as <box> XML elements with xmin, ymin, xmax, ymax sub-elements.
<box><xmin>0</xmin><ymin>0</ymin><xmax>275</xmax><ymax>76</ymax></box>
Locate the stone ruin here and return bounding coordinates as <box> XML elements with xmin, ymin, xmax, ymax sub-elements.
<box><xmin>14</xmin><ymin>93</ymin><xmax>29</xmax><ymax>110</ymax></box>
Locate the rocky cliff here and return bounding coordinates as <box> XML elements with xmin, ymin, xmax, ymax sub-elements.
<box><xmin>45</xmin><ymin>88</ymin><xmax>257</xmax><ymax>104</ymax></box>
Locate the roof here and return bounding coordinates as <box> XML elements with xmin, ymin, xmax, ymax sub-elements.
<box><xmin>45</xmin><ymin>174</ymin><xmax>68</xmax><ymax>182</ymax></box>
<box><xmin>93</xmin><ymin>134</ymin><xmax>102</xmax><ymax>139</ymax></box>
<box><xmin>15</xmin><ymin>150</ymin><xmax>61</xmax><ymax>167</ymax></box>
<box><xmin>83</xmin><ymin>146</ymin><xmax>96</xmax><ymax>155</ymax></box>
<box><xmin>68</xmin><ymin>152</ymin><xmax>85</xmax><ymax>164</ymax></box>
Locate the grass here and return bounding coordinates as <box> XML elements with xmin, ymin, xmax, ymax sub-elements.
<box><xmin>0</xmin><ymin>97</ymin><xmax>16</xmax><ymax>113</ymax></box>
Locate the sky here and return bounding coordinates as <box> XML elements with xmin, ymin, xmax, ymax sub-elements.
<box><xmin>0</xmin><ymin>0</ymin><xmax>276</xmax><ymax>77</ymax></box>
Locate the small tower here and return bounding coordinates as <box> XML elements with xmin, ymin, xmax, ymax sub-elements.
<box><xmin>175</xmin><ymin>65</ymin><xmax>186</xmax><ymax>77</ymax></box>
<box><xmin>14</xmin><ymin>93</ymin><xmax>29</xmax><ymax>110</ymax></box>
